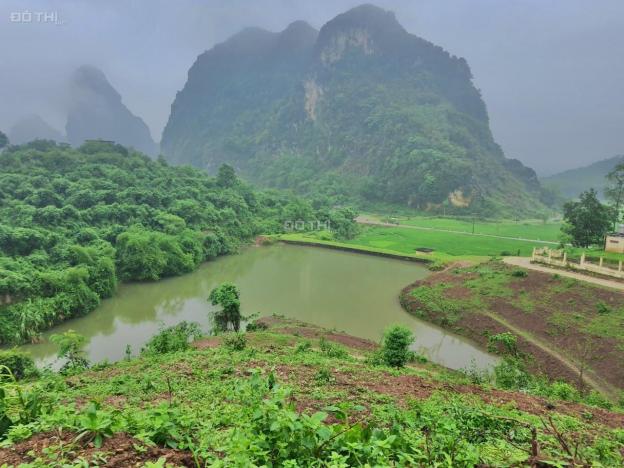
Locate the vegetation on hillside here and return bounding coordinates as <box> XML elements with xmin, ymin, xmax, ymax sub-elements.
<box><xmin>161</xmin><ymin>5</ymin><xmax>552</xmax><ymax>216</ymax></box>
<box><xmin>401</xmin><ymin>261</ymin><xmax>624</xmax><ymax>397</ymax></box>
<box><xmin>0</xmin><ymin>140</ymin><xmax>354</xmax><ymax>345</ymax></box>
<box><xmin>0</xmin><ymin>319</ymin><xmax>622</xmax><ymax>466</ymax></box>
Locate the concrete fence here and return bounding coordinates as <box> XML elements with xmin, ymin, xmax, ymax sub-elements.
<box><xmin>532</xmin><ymin>247</ymin><xmax>624</xmax><ymax>279</ymax></box>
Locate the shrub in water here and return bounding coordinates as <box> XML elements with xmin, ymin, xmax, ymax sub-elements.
<box><xmin>381</xmin><ymin>325</ymin><xmax>414</xmax><ymax>368</ymax></box>
<box><xmin>0</xmin><ymin>349</ymin><xmax>37</xmax><ymax>380</ymax></box>
<box><xmin>141</xmin><ymin>321</ymin><xmax>201</xmax><ymax>355</ymax></box>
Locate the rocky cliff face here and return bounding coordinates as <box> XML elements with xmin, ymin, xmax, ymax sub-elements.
<box><xmin>161</xmin><ymin>4</ymin><xmax>546</xmax><ymax>214</ymax></box>
<box><xmin>66</xmin><ymin>65</ymin><xmax>158</xmax><ymax>156</ymax></box>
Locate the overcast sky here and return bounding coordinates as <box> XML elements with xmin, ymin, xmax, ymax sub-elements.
<box><xmin>1</xmin><ymin>0</ymin><xmax>622</xmax><ymax>175</ymax></box>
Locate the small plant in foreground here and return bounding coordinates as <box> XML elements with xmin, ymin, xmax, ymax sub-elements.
<box><xmin>381</xmin><ymin>325</ymin><xmax>414</xmax><ymax>368</ymax></box>
<box><xmin>223</xmin><ymin>332</ymin><xmax>247</xmax><ymax>351</ymax></box>
<box><xmin>74</xmin><ymin>402</ymin><xmax>114</xmax><ymax>448</ymax></box>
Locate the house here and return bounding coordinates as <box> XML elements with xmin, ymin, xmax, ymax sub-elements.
<box><xmin>605</xmin><ymin>231</ymin><xmax>624</xmax><ymax>253</ymax></box>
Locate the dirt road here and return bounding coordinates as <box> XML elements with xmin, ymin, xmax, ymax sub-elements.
<box><xmin>503</xmin><ymin>256</ymin><xmax>624</xmax><ymax>292</ymax></box>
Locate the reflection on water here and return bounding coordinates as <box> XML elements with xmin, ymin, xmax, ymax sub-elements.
<box><xmin>21</xmin><ymin>244</ymin><xmax>498</xmax><ymax>370</ymax></box>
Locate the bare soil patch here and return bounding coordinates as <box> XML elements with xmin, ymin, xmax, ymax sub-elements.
<box><xmin>0</xmin><ymin>432</ymin><xmax>194</xmax><ymax>467</ymax></box>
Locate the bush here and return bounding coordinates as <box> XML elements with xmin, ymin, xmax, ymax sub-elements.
<box><xmin>295</xmin><ymin>340</ymin><xmax>312</xmax><ymax>353</ymax></box>
<box><xmin>584</xmin><ymin>390</ymin><xmax>613</xmax><ymax>410</ymax></box>
<box><xmin>319</xmin><ymin>337</ymin><xmax>349</xmax><ymax>358</ymax></box>
<box><xmin>246</xmin><ymin>321</ymin><xmax>268</xmax><ymax>332</ymax></box>
<box><xmin>510</xmin><ymin>269</ymin><xmax>528</xmax><ymax>278</ymax></box>
<box><xmin>493</xmin><ymin>357</ymin><xmax>531</xmax><ymax>390</ymax></box>
<box><xmin>381</xmin><ymin>325</ymin><xmax>414</xmax><ymax>368</ymax></box>
<box><xmin>596</xmin><ymin>301</ymin><xmax>612</xmax><ymax>315</ymax></box>
<box><xmin>546</xmin><ymin>381</ymin><xmax>579</xmax><ymax>401</ymax></box>
<box><xmin>141</xmin><ymin>321</ymin><xmax>201</xmax><ymax>355</ymax></box>
<box><xmin>223</xmin><ymin>332</ymin><xmax>247</xmax><ymax>351</ymax></box>
<box><xmin>0</xmin><ymin>350</ymin><xmax>38</xmax><ymax>380</ymax></box>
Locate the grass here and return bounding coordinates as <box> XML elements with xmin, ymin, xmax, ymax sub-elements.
<box><xmin>346</xmin><ymin>225</ymin><xmax>543</xmax><ymax>258</ymax></box>
<box><xmin>2</xmin><ymin>322</ymin><xmax>622</xmax><ymax>466</ymax></box>
<box><xmin>367</xmin><ymin>214</ymin><xmax>563</xmax><ymax>242</ymax></box>
<box><xmin>401</xmin><ymin>261</ymin><xmax>624</xmax><ymax>397</ymax></box>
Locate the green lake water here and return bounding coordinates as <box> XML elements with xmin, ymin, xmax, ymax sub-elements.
<box><xmin>21</xmin><ymin>244</ymin><xmax>497</xmax><ymax>370</ymax></box>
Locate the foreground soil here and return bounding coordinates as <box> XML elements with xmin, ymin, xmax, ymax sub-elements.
<box><xmin>400</xmin><ymin>260</ymin><xmax>624</xmax><ymax>396</ymax></box>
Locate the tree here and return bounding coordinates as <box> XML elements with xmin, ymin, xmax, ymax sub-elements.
<box><xmin>50</xmin><ymin>330</ymin><xmax>89</xmax><ymax>374</ymax></box>
<box><xmin>0</xmin><ymin>130</ymin><xmax>8</xmax><ymax>150</ymax></box>
<box><xmin>216</xmin><ymin>164</ymin><xmax>238</xmax><ymax>188</ymax></box>
<box><xmin>605</xmin><ymin>163</ymin><xmax>624</xmax><ymax>229</ymax></box>
<box><xmin>208</xmin><ymin>282</ymin><xmax>241</xmax><ymax>332</ymax></box>
<box><xmin>561</xmin><ymin>189</ymin><xmax>613</xmax><ymax>247</ymax></box>
<box><xmin>381</xmin><ymin>325</ymin><xmax>414</xmax><ymax>368</ymax></box>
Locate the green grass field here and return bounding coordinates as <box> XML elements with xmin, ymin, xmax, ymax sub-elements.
<box><xmin>346</xmin><ymin>225</ymin><xmax>545</xmax><ymax>258</ymax></box>
<box><xmin>375</xmin><ymin>215</ymin><xmax>562</xmax><ymax>242</ymax></box>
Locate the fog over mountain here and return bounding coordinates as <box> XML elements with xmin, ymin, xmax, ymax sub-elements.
<box><xmin>0</xmin><ymin>0</ymin><xmax>622</xmax><ymax>174</ymax></box>
<box><xmin>9</xmin><ymin>114</ymin><xmax>65</xmax><ymax>145</ymax></box>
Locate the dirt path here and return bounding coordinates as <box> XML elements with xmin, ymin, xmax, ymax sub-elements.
<box><xmin>480</xmin><ymin>310</ymin><xmax>618</xmax><ymax>398</ymax></box>
<box><xmin>356</xmin><ymin>216</ymin><xmax>559</xmax><ymax>245</ymax></box>
<box><xmin>503</xmin><ymin>256</ymin><xmax>624</xmax><ymax>292</ymax></box>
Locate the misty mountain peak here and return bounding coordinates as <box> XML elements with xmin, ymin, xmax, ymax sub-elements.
<box><xmin>9</xmin><ymin>114</ymin><xmax>65</xmax><ymax>144</ymax></box>
<box><xmin>66</xmin><ymin>65</ymin><xmax>157</xmax><ymax>156</ymax></box>
<box><xmin>316</xmin><ymin>4</ymin><xmax>405</xmax><ymax>64</ymax></box>
<box><xmin>72</xmin><ymin>65</ymin><xmax>122</xmax><ymax>103</ymax></box>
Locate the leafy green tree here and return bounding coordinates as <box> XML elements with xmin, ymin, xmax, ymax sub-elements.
<box><xmin>0</xmin><ymin>131</ymin><xmax>8</xmax><ymax>150</ymax></box>
<box><xmin>208</xmin><ymin>282</ymin><xmax>241</xmax><ymax>332</ymax></box>
<box><xmin>50</xmin><ymin>330</ymin><xmax>89</xmax><ymax>373</ymax></box>
<box><xmin>605</xmin><ymin>163</ymin><xmax>624</xmax><ymax>229</ymax></box>
<box><xmin>216</xmin><ymin>164</ymin><xmax>238</xmax><ymax>188</ymax></box>
<box><xmin>561</xmin><ymin>189</ymin><xmax>613</xmax><ymax>247</ymax></box>
<box><xmin>381</xmin><ymin>325</ymin><xmax>414</xmax><ymax>368</ymax></box>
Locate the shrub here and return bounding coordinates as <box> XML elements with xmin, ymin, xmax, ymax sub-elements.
<box><xmin>547</xmin><ymin>381</ymin><xmax>579</xmax><ymax>401</ymax></box>
<box><xmin>493</xmin><ymin>357</ymin><xmax>531</xmax><ymax>390</ymax></box>
<box><xmin>319</xmin><ymin>337</ymin><xmax>349</xmax><ymax>358</ymax></box>
<box><xmin>50</xmin><ymin>330</ymin><xmax>89</xmax><ymax>374</ymax></box>
<box><xmin>295</xmin><ymin>340</ymin><xmax>312</xmax><ymax>353</ymax></box>
<box><xmin>223</xmin><ymin>332</ymin><xmax>247</xmax><ymax>351</ymax></box>
<box><xmin>510</xmin><ymin>269</ymin><xmax>528</xmax><ymax>278</ymax></box>
<box><xmin>246</xmin><ymin>321</ymin><xmax>268</xmax><ymax>332</ymax></box>
<box><xmin>596</xmin><ymin>301</ymin><xmax>612</xmax><ymax>315</ymax></box>
<box><xmin>0</xmin><ymin>350</ymin><xmax>37</xmax><ymax>380</ymax></box>
<box><xmin>141</xmin><ymin>321</ymin><xmax>201</xmax><ymax>355</ymax></box>
<box><xmin>381</xmin><ymin>325</ymin><xmax>414</xmax><ymax>368</ymax></box>
<box><xmin>584</xmin><ymin>390</ymin><xmax>613</xmax><ymax>410</ymax></box>
<box><xmin>314</xmin><ymin>366</ymin><xmax>334</xmax><ymax>384</ymax></box>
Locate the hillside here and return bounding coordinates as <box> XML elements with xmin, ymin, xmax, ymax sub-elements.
<box><xmin>0</xmin><ymin>317</ymin><xmax>622</xmax><ymax>466</ymax></box>
<box><xmin>0</xmin><ymin>140</ymin><xmax>338</xmax><ymax>344</ymax></box>
<box><xmin>541</xmin><ymin>155</ymin><xmax>624</xmax><ymax>200</ymax></box>
<box><xmin>8</xmin><ymin>115</ymin><xmax>66</xmax><ymax>145</ymax></box>
<box><xmin>161</xmin><ymin>4</ymin><xmax>549</xmax><ymax>216</ymax></box>
<box><xmin>66</xmin><ymin>65</ymin><xmax>158</xmax><ymax>157</ymax></box>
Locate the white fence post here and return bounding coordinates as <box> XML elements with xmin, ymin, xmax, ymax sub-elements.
<box><xmin>599</xmin><ymin>257</ymin><xmax>604</xmax><ymax>268</ymax></box>
<box><xmin>580</xmin><ymin>253</ymin><xmax>585</xmax><ymax>266</ymax></box>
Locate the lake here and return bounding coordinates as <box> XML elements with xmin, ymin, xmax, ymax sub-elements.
<box><xmin>21</xmin><ymin>244</ymin><xmax>497</xmax><ymax>370</ymax></box>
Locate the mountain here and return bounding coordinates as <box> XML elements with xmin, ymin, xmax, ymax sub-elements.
<box><xmin>161</xmin><ymin>4</ymin><xmax>547</xmax><ymax>215</ymax></box>
<box><xmin>9</xmin><ymin>114</ymin><xmax>66</xmax><ymax>144</ymax></box>
<box><xmin>541</xmin><ymin>155</ymin><xmax>624</xmax><ymax>200</ymax></box>
<box><xmin>66</xmin><ymin>65</ymin><xmax>158</xmax><ymax>156</ymax></box>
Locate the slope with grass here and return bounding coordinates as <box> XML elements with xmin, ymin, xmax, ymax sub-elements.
<box><xmin>400</xmin><ymin>261</ymin><xmax>624</xmax><ymax>397</ymax></box>
<box><xmin>0</xmin><ymin>318</ymin><xmax>622</xmax><ymax>466</ymax></box>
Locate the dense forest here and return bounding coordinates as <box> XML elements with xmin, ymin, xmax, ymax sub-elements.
<box><xmin>0</xmin><ymin>140</ymin><xmax>354</xmax><ymax>344</ymax></box>
<box><xmin>162</xmin><ymin>5</ymin><xmax>552</xmax><ymax>216</ymax></box>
